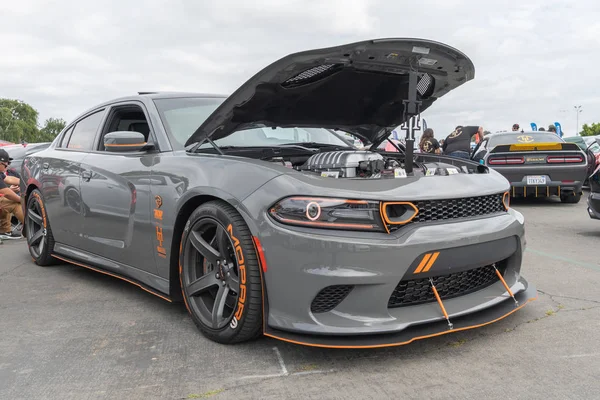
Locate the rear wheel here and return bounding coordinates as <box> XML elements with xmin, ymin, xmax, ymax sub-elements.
<box><xmin>25</xmin><ymin>189</ymin><xmax>56</xmax><ymax>266</ymax></box>
<box><xmin>179</xmin><ymin>200</ymin><xmax>263</xmax><ymax>344</ymax></box>
<box><xmin>560</xmin><ymin>191</ymin><xmax>581</xmax><ymax>204</ymax></box>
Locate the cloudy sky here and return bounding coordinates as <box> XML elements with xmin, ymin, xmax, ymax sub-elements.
<box><xmin>1</xmin><ymin>0</ymin><xmax>598</xmax><ymax>138</ymax></box>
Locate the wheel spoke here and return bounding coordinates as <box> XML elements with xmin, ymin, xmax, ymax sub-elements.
<box><xmin>212</xmin><ymin>284</ymin><xmax>229</xmax><ymax>328</ymax></box>
<box><xmin>228</xmin><ymin>272</ymin><xmax>240</xmax><ymax>293</ymax></box>
<box><xmin>215</xmin><ymin>226</ymin><xmax>232</xmax><ymax>262</ymax></box>
<box><xmin>225</xmin><ymin>293</ymin><xmax>237</xmax><ymax>309</ymax></box>
<box><xmin>28</xmin><ymin>210</ymin><xmax>43</xmax><ymax>226</ymax></box>
<box><xmin>188</xmin><ymin>273</ymin><xmax>219</xmax><ymax>297</ymax></box>
<box><xmin>190</xmin><ymin>230</ymin><xmax>220</xmax><ymax>266</ymax></box>
<box><xmin>29</xmin><ymin>229</ymin><xmax>43</xmax><ymax>246</ymax></box>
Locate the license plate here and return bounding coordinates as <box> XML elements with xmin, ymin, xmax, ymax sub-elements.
<box><xmin>526</xmin><ymin>156</ymin><xmax>546</xmax><ymax>163</ymax></box>
<box><xmin>526</xmin><ymin>176</ymin><xmax>546</xmax><ymax>185</ymax></box>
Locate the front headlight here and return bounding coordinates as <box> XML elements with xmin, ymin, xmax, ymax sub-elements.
<box><xmin>268</xmin><ymin>196</ymin><xmax>386</xmax><ymax>232</ymax></box>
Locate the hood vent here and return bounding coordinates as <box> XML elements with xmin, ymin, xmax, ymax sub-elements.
<box><xmin>282</xmin><ymin>63</ymin><xmax>344</xmax><ymax>88</ymax></box>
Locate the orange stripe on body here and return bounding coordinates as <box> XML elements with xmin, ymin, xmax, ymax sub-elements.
<box><xmin>51</xmin><ymin>254</ymin><xmax>171</xmax><ymax>302</ymax></box>
<box><xmin>414</xmin><ymin>253</ymin><xmax>432</xmax><ymax>274</ymax></box>
<box><xmin>422</xmin><ymin>252</ymin><xmax>440</xmax><ymax>272</ymax></box>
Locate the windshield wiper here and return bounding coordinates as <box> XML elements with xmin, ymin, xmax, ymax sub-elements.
<box><xmin>277</xmin><ymin>142</ymin><xmax>352</xmax><ymax>148</ymax></box>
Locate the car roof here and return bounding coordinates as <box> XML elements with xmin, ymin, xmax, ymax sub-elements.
<box><xmin>67</xmin><ymin>92</ymin><xmax>229</xmax><ymax>126</ymax></box>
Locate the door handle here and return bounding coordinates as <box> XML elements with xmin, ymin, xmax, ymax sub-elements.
<box><xmin>81</xmin><ymin>171</ymin><xmax>92</xmax><ymax>181</ymax></box>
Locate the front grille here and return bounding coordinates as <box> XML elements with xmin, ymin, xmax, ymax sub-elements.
<box><xmin>412</xmin><ymin>193</ymin><xmax>505</xmax><ymax>224</ymax></box>
<box><xmin>388</xmin><ymin>264</ymin><xmax>505</xmax><ymax>308</ymax></box>
<box><xmin>311</xmin><ymin>285</ymin><xmax>353</xmax><ymax>313</ymax></box>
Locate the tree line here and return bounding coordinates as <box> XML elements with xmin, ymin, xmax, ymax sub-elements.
<box><xmin>581</xmin><ymin>123</ymin><xmax>600</xmax><ymax>137</ymax></box>
<box><xmin>0</xmin><ymin>98</ymin><xmax>67</xmax><ymax>143</ymax></box>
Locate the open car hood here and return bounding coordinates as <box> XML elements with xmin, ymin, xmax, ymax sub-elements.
<box><xmin>185</xmin><ymin>38</ymin><xmax>475</xmax><ymax>147</ymax></box>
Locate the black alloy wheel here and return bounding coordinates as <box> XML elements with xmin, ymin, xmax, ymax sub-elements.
<box><xmin>26</xmin><ymin>189</ymin><xmax>56</xmax><ymax>266</ymax></box>
<box><xmin>183</xmin><ymin>217</ymin><xmax>241</xmax><ymax>329</ymax></box>
<box><xmin>179</xmin><ymin>200</ymin><xmax>262</xmax><ymax>344</ymax></box>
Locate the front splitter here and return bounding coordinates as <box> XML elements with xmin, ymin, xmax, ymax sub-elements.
<box><xmin>263</xmin><ymin>282</ymin><xmax>537</xmax><ymax>349</ymax></box>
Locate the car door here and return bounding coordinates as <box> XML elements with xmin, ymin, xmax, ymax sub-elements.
<box><xmin>471</xmin><ymin>138</ymin><xmax>489</xmax><ymax>162</ymax></box>
<box><xmin>77</xmin><ymin>102</ymin><xmax>158</xmax><ymax>274</ymax></box>
<box><xmin>37</xmin><ymin>109</ymin><xmax>106</xmax><ymax>249</ymax></box>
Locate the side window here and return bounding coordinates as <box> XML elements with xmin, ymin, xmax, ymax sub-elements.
<box><xmin>58</xmin><ymin>126</ymin><xmax>75</xmax><ymax>148</ymax></box>
<box><xmin>97</xmin><ymin>104</ymin><xmax>152</xmax><ymax>151</ymax></box>
<box><xmin>66</xmin><ymin>110</ymin><xmax>105</xmax><ymax>151</ymax></box>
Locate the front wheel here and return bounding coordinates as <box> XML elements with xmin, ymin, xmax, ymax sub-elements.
<box><xmin>179</xmin><ymin>200</ymin><xmax>263</xmax><ymax>344</ymax></box>
<box><xmin>560</xmin><ymin>192</ymin><xmax>581</xmax><ymax>204</ymax></box>
<box><xmin>26</xmin><ymin>189</ymin><xmax>56</xmax><ymax>266</ymax></box>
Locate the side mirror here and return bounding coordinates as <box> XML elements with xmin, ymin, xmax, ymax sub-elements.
<box><xmin>104</xmin><ymin>131</ymin><xmax>153</xmax><ymax>152</ymax></box>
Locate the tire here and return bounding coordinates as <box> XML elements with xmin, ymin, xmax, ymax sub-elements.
<box><xmin>25</xmin><ymin>189</ymin><xmax>56</xmax><ymax>266</ymax></box>
<box><xmin>560</xmin><ymin>192</ymin><xmax>581</xmax><ymax>204</ymax></box>
<box><xmin>179</xmin><ymin>200</ymin><xmax>263</xmax><ymax>344</ymax></box>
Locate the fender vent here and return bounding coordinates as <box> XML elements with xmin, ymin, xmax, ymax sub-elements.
<box><xmin>311</xmin><ymin>285</ymin><xmax>353</xmax><ymax>313</ymax></box>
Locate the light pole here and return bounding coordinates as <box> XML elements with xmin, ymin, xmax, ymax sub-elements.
<box><xmin>574</xmin><ymin>105</ymin><xmax>582</xmax><ymax>135</ymax></box>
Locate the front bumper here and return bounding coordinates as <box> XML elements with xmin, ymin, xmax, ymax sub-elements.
<box><xmin>257</xmin><ymin>209</ymin><xmax>534</xmax><ymax>346</ymax></box>
<box><xmin>264</xmin><ymin>282</ymin><xmax>536</xmax><ymax>348</ymax></box>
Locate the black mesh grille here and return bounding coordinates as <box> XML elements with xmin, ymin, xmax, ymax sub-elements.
<box><xmin>311</xmin><ymin>285</ymin><xmax>353</xmax><ymax>313</ymax></box>
<box><xmin>415</xmin><ymin>193</ymin><xmax>505</xmax><ymax>224</ymax></box>
<box><xmin>388</xmin><ymin>264</ymin><xmax>505</xmax><ymax>308</ymax></box>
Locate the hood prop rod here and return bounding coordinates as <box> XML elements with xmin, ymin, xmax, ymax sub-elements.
<box><xmin>400</xmin><ymin>71</ymin><xmax>422</xmax><ymax>175</ymax></box>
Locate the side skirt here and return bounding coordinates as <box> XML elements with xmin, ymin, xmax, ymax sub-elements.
<box><xmin>52</xmin><ymin>242</ymin><xmax>172</xmax><ymax>303</ymax></box>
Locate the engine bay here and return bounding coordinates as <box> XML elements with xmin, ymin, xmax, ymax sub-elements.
<box><xmin>269</xmin><ymin>149</ymin><xmax>488</xmax><ymax>179</ymax></box>
<box><xmin>195</xmin><ymin>143</ymin><xmax>488</xmax><ymax>179</ymax></box>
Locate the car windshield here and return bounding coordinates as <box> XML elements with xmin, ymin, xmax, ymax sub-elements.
<box><xmin>154</xmin><ymin>96</ymin><xmax>352</xmax><ymax>149</ymax></box>
<box><xmin>154</xmin><ymin>97</ymin><xmax>225</xmax><ymax>146</ymax></box>
<box><xmin>197</xmin><ymin>126</ymin><xmax>351</xmax><ymax>148</ymax></box>
<box><xmin>487</xmin><ymin>132</ymin><xmax>563</xmax><ymax>148</ymax></box>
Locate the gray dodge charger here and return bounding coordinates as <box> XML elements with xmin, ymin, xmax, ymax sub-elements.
<box><xmin>20</xmin><ymin>38</ymin><xmax>536</xmax><ymax>348</ymax></box>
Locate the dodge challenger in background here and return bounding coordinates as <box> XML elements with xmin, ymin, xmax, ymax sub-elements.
<box><xmin>20</xmin><ymin>38</ymin><xmax>536</xmax><ymax>348</ymax></box>
<box><xmin>472</xmin><ymin>131</ymin><xmax>588</xmax><ymax>203</ymax></box>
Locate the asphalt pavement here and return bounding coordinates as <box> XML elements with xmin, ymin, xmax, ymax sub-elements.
<box><xmin>1</xmin><ymin>195</ymin><xmax>599</xmax><ymax>400</ymax></box>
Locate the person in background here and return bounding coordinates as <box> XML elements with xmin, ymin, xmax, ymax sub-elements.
<box><xmin>539</xmin><ymin>127</ymin><xmax>546</xmax><ymax>131</ymax></box>
<box><xmin>442</xmin><ymin>126</ymin><xmax>484</xmax><ymax>159</ymax></box>
<box><xmin>0</xmin><ymin>149</ymin><xmax>23</xmax><ymax>240</ymax></box>
<box><xmin>419</xmin><ymin>128</ymin><xmax>440</xmax><ymax>154</ymax></box>
<box><xmin>512</xmin><ymin>124</ymin><xmax>520</xmax><ymax>132</ymax></box>
<box><xmin>548</xmin><ymin>125</ymin><xmax>556</xmax><ymax>133</ymax></box>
